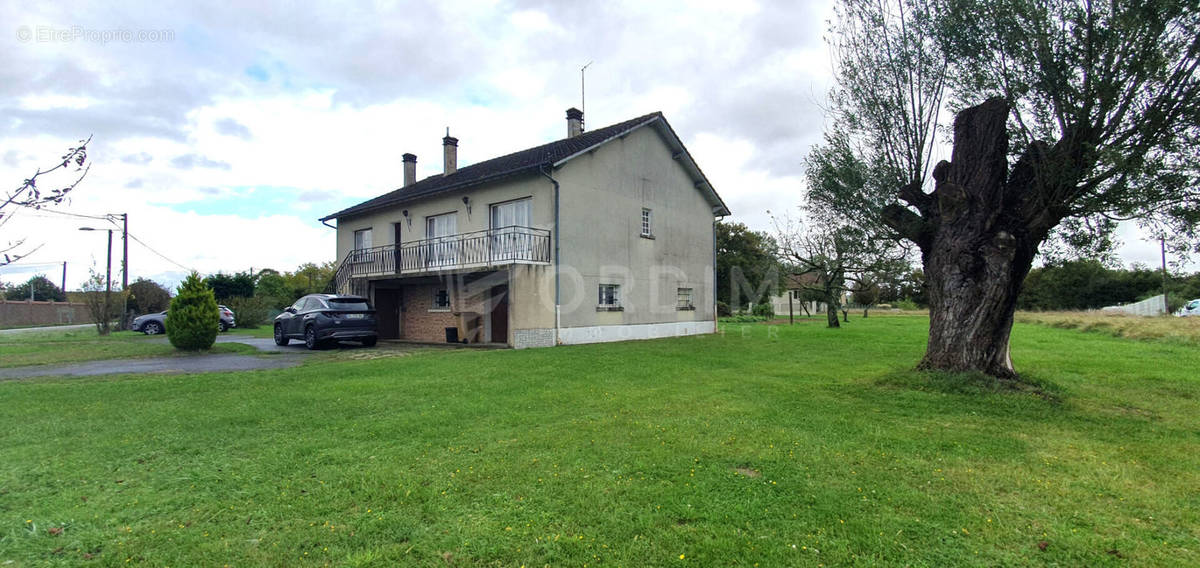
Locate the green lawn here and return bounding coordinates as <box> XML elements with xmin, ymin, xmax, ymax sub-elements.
<box><xmin>1</xmin><ymin>316</ymin><xmax>1197</xmax><ymax>566</ymax></box>
<box><xmin>0</xmin><ymin>329</ymin><xmax>255</xmax><ymax>368</ymax></box>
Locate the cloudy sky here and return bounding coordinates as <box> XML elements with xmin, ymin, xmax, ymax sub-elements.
<box><xmin>0</xmin><ymin>0</ymin><xmax>1170</xmax><ymax>291</ymax></box>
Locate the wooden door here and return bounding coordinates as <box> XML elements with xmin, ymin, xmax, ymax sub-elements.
<box><xmin>490</xmin><ymin>285</ymin><xmax>508</xmax><ymax>344</ymax></box>
<box><xmin>375</xmin><ymin>289</ymin><xmax>401</xmax><ymax>339</ymax></box>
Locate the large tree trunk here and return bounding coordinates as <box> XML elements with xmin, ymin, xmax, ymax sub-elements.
<box><xmin>884</xmin><ymin>98</ymin><xmax>1066</xmax><ymax>380</ymax></box>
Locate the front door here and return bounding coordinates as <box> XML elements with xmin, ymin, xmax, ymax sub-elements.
<box><xmin>375</xmin><ymin>289</ymin><xmax>402</xmax><ymax>339</ymax></box>
<box><xmin>490</xmin><ymin>285</ymin><xmax>508</xmax><ymax>344</ymax></box>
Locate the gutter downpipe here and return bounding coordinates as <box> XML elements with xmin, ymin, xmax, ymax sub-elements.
<box><xmin>539</xmin><ymin>164</ymin><xmax>561</xmax><ymax>344</ymax></box>
<box><xmin>714</xmin><ymin>212</ymin><xmax>727</xmax><ymax>332</ymax></box>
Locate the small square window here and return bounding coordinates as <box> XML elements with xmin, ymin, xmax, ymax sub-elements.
<box><xmin>598</xmin><ymin>284</ymin><xmax>621</xmax><ymax>310</ymax></box>
<box><xmin>640</xmin><ymin>208</ymin><xmax>653</xmax><ymax>238</ymax></box>
<box><xmin>677</xmin><ymin>287</ymin><xmax>694</xmax><ymax>310</ymax></box>
<box><xmin>431</xmin><ymin>288</ymin><xmax>451</xmax><ymax>311</ymax></box>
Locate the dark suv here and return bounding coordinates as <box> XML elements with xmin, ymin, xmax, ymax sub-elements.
<box><xmin>274</xmin><ymin>294</ymin><xmax>378</xmax><ymax>349</ymax></box>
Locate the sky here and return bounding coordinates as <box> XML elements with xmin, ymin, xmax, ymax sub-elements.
<box><xmin>0</xmin><ymin>0</ymin><xmax>1175</xmax><ymax>291</ymax></box>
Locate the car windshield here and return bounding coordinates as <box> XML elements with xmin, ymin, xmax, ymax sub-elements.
<box><xmin>329</xmin><ymin>298</ymin><xmax>370</xmax><ymax>311</ymax></box>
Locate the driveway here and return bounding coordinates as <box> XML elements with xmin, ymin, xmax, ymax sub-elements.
<box><xmin>0</xmin><ymin>334</ymin><xmax>315</xmax><ymax>380</ymax></box>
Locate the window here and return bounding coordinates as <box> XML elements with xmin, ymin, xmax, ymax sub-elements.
<box><xmin>490</xmin><ymin>198</ymin><xmax>533</xmax><ymax>259</ymax></box>
<box><xmin>791</xmin><ymin>290</ymin><xmax>802</xmax><ymax>300</ymax></box>
<box><xmin>598</xmin><ymin>284</ymin><xmax>621</xmax><ymax>310</ymax></box>
<box><xmin>425</xmin><ymin>212</ymin><xmax>458</xmax><ymax>266</ymax></box>
<box><xmin>677</xmin><ymin>288</ymin><xmax>694</xmax><ymax>310</ymax></box>
<box><xmin>353</xmin><ymin>228</ymin><xmax>373</xmax><ymax>262</ymax></box>
<box><xmin>354</xmin><ymin>228</ymin><xmax>373</xmax><ymax>249</ymax></box>
<box><xmin>640</xmin><ymin>208</ymin><xmax>653</xmax><ymax>238</ymax></box>
<box><xmin>431</xmin><ymin>287</ymin><xmax>451</xmax><ymax>311</ymax></box>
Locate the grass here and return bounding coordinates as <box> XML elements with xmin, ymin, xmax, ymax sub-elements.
<box><xmin>1017</xmin><ymin>310</ymin><xmax>1200</xmax><ymax>345</ymax></box>
<box><xmin>1</xmin><ymin>315</ymin><xmax>1197</xmax><ymax>566</ymax></box>
<box><xmin>0</xmin><ymin>329</ymin><xmax>258</xmax><ymax>368</ymax></box>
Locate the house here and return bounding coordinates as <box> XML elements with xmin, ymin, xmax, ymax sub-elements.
<box><xmin>320</xmin><ymin>108</ymin><xmax>730</xmax><ymax>348</ymax></box>
<box><xmin>768</xmin><ymin>273</ymin><xmax>831</xmax><ymax>316</ymax></box>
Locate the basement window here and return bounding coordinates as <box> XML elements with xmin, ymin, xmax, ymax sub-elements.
<box><xmin>677</xmin><ymin>288</ymin><xmax>695</xmax><ymax>310</ymax></box>
<box><xmin>431</xmin><ymin>288</ymin><xmax>451</xmax><ymax>311</ymax></box>
<box><xmin>597</xmin><ymin>284</ymin><xmax>623</xmax><ymax>311</ymax></box>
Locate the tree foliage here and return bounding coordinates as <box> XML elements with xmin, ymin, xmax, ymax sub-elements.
<box><xmin>715</xmin><ymin>221</ymin><xmax>782</xmax><ymax>310</ymax></box>
<box><xmin>205</xmin><ymin>271</ymin><xmax>255</xmax><ymax>301</ymax></box>
<box><xmin>2</xmin><ymin>137</ymin><xmax>91</xmax><ymax>266</ymax></box>
<box><xmin>937</xmin><ymin>0</ymin><xmax>1200</xmax><ymax>256</ymax></box>
<box><xmin>166</xmin><ymin>272</ymin><xmax>219</xmax><ymax>351</ymax></box>
<box><xmin>81</xmin><ymin>270</ymin><xmax>120</xmax><ymax>335</ymax></box>
<box><xmin>128</xmin><ymin>278</ymin><xmax>171</xmax><ymax>314</ymax></box>
<box><xmin>4</xmin><ymin>275</ymin><xmax>67</xmax><ymax>302</ymax></box>
<box><xmin>1018</xmin><ymin>260</ymin><xmax>1161</xmax><ymax>311</ymax></box>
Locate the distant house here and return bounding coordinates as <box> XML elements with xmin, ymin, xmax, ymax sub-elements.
<box><xmin>320</xmin><ymin>108</ymin><xmax>730</xmax><ymax>348</ymax></box>
<box><xmin>768</xmin><ymin>273</ymin><xmax>833</xmax><ymax>316</ymax></box>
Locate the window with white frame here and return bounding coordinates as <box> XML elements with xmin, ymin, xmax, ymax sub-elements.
<box><xmin>490</xmin><ymin>197</ymin><xmax>533</xmax><ymax>259</ymax></box>
<box><xmin>425</xmin><ymin>212</ymin><xmax>458</xmax><ymax>266</ymax></box>
<box><xmin>352</xmin><ymin>228</ymin><xmax>373</xmax><ymax>262</ymax></box>
<box><xmin>640</xmin><ymin>208</ymin><xmax>653</xmax><ymax>238</ymax></box>
<box><xmin>431</xmin><ymin>287</ymin><xmax>451</xmax><ymax>311</ymax></box>
<box><xmin>677</xmin><ymin>287</ymin><xmax>694</xmax><ymax>310</ymax></box>
<box><xmin>598</xmin><ymin>284</ymin><xmax>621</xmax><ymax>309</ymax></box>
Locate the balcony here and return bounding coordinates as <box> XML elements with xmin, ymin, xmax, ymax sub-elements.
<box><xmin>335</xmin><ymin>226</ymin><xmax>551</xmax><ymax>283</ymax></box>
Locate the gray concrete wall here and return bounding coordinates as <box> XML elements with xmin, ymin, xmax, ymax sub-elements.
<box><xmin>555</xmin><ymin>125</ymin><xmax>716</xmax><ymax>329</ymax></box>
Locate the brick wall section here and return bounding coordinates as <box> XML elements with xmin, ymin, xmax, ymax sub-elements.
<box><xmin>0</xmin><ymin>299</ymin><xmax>94</xmax><ymax>327</ymax></box>
<box><xmin>401</xmin><ymin>283</ymin><xmax>460</xmax><ymax>342</ymax></box>
<box><xmin>400</xmin><ymin>281</ymin><xmax>497</xmax><ymax>344</ymax></box>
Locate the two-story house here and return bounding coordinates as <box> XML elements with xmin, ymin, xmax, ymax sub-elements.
<box><xmin>320</xmin><ymin>108</ymin><xmax>730</xmax><ymax>348</ymax></box>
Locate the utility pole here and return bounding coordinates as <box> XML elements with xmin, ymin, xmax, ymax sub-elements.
<box><xmin>120</xmin><ymin>213</ymin><xmax>128</xmax><ymax>289</ymax></box>
<box><xmin>61</xmin><ymin>261</ymin><xmax>66</xmax><ymax>294</ymax></box>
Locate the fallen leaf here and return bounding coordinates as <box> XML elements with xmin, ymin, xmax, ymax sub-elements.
<box><xmin>1038</xmin><ymin>541</ymin><xmax>1049</xmax><ymax>551</ymax></box>
<box><xmin>48</xmin><ymin>527</ymin><xmax>63</xmax><ymax>536</ymax></box>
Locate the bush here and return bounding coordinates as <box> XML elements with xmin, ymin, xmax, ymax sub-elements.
<box><xmin>166</xmin><ymin>272</ymin><xmax>219</xmax><ymax>351</ymax></box>
<box><xmin>224</xmin><ymin>296</ymin><xmax>271</xmax><ymax>328</ymax></box>
<box><xmin>716</xmin><ymin>301</ymin><xmax>732</xmax><ymax>317</ymax></box>
<box><xmin>128</xmin><ymin>278</ymin><xmax>171</xmax><ymax>314</ymax></box>
<box><xmin>752</xmin><ymin>302</ymin><xmax>775</xmax><ymax>318</ymax></box>
<box><xmin>894</xmin><ymin>299</ymin><xmax>922</xmax><ymax>311</ymax></box>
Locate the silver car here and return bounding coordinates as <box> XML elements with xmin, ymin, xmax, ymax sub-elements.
<box><xmin>132</xmin><ymin>306</ymin><xmax>236</xmax><ymax>334</ymax></box>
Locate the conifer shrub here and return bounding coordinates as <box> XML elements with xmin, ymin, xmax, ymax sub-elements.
<box><xmin>166</xmin><ymin>272</ymin><xmax>219</xmax><ymax>350</ymax></box>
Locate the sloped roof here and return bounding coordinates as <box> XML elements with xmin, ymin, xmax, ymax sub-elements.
<box><xmin>321</xmin><ymin>111</ymin><xmax>730</xmax><ymax>222</ymax></box>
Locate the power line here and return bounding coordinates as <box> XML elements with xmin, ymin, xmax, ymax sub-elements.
<box><xmin>14</xmin><ymin>208</ymin><xmax>112</xmax><ymax>221</ymax></box>
<box><xmin>126</xmin><ymin>232</ymin><xmax>194</xmax><ymax>273</ymax></box>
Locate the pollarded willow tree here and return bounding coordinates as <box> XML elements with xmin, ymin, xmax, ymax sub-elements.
<box><xmin>823</xmin><ymin>0</ymin><xmax>1200</xmax><ymax>379</ymax></box>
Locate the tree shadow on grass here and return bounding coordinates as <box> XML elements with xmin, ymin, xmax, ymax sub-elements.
<box><xmin>875</xmin><ymin>369</ymin><xmax>1066</xmax><ymax>405</ymax></box>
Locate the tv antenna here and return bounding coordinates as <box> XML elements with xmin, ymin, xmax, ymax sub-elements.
<box><xmin>580</xmin><ymin>61</ymin><xmax>593</xmax><ymax>117</ymax></box>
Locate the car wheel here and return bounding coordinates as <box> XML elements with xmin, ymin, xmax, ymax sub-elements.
<box><xmin>143</xmin><ymin>321</ymin><xmax>163</xmax><ymax>335</ymax></box>
<box><xmin>304</xmin><ymin>326</ymin><xmax>320</xmax><ymax>350</ymax></box>
<box><xmin>361</xmin><ymin>337</ymin><xmax>377</xmax><ymax>347</ymax></box>
<box><xmin>218</xmin><ymin>320</ymin><xmax>229</xmax><ymax>332</ymax></box>
<box><xmin>274</xmin><ymin>324</ymin><xmax>289</xmax><ymax>346</ymax></box>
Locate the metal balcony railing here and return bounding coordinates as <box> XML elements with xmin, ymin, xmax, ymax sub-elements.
<box><xmin>327</xmin><ymin>226</ymin><xmax>550</xmax><ymax>293</ymax></box>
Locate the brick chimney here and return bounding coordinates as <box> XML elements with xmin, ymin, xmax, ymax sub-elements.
<box><xmin>442</xmin><ymin>130</ymin><xmax>458</xmax><ymax>176</ymax></box>
<box><xmin>402</xmin><ymin>153</ymin><xmax>417</xmax><ymax>187</ymax></box>
<box><xmin>566</xmin><ymin>107</ymin><xmax>583</xmax><ymax>138</ymax></box>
